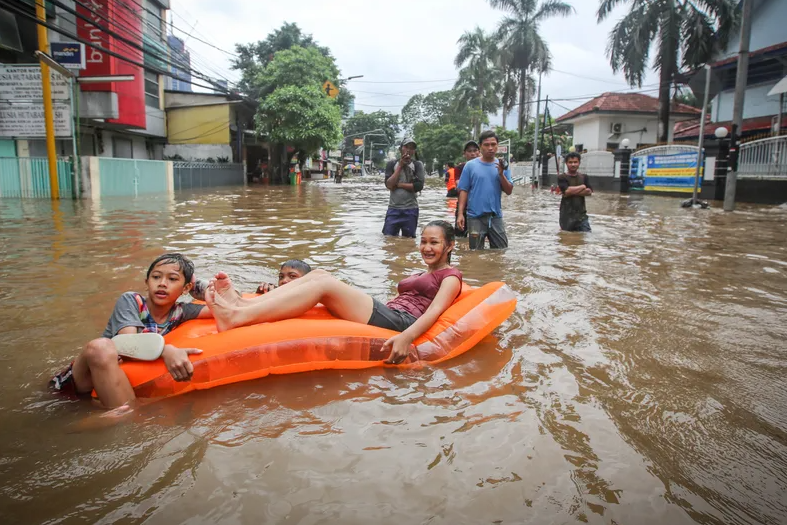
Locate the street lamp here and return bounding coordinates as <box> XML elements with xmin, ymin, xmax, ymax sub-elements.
<box><xmin>715</xmin><ymin>127</ymin><xmax>729</xmax><ymax>139</ymax></box>
<box><xmin>621</xmin><ymin>138</ymin><xmax>631</xmax><ymax>149</ymax></box>
<box><xmin>339</xmin><ymin>75</ymin><xmax>364</xmax><ymax>82</ymax></box>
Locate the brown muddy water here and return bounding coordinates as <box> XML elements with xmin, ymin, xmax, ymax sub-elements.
<box><xmin>0</xmin><ymin>177</ymin><xmax>786</xmax><ymax>525</ymax></box>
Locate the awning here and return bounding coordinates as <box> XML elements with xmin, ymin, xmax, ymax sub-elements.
<box><xmin>767</xmin><ymin>76</ymin><xmax>787</xmax><ymax>97</ymax></box>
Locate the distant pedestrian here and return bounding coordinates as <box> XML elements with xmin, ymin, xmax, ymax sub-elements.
<box><xmin>453</xmin><ymin>140</ymin><xmax>480</xmax><ymax>237</ymax></box>
<box><xmin>383</xmin><ymin>138</ymin><xmax>425</xmax><ymax>237</ymax></box>
<box><xmin>456</xmin><ymin>131</ymin><xmax>513</xmax><ymax>250</ymax></box>
<box><xmin>557</xmin><ymin>152</ymin><xmax>592</xmax><ymax>232</ymax></box>
<box><xmin>445</xmin><ymin>163</ymin><xmax>458</xmax><ymax>197</ymax></box>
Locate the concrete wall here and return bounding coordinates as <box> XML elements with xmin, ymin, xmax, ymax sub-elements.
<box><xmin>714</xmin><ymin>83</ymin><xmax>783</xmax><ymax>122</ymax></box>
<box><xmin>720</xmin><ymin>0</ymin><xmax>786</xmax><ymax>60</ymax></box>
<box><xmin>163</xmin><ymin>144</ymin><xmax>233</xmax><ymax>161</ymax></box>
<box><xmin>167</xmin><ymin>104</ymin><xmax>230</xmax><ymax>144</ymax></box>
<box><xmin>165</xmin><ymin>92</ymin><xmax>231</xmax><ymax>108</ymax></box>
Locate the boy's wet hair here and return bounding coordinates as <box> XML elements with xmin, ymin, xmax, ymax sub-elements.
<box><xmin>146</xmin><ymin>253</ymin><xmax>195</xmax><ymax>283</ymax></box>
<box><xmin>280</xmin><ymin>259</ymin><xmax>312</xmax><ymax>275</ymax></box>
<box><xmin>565</xmin><ymin>152</ymin><xmax>582</xmax><ymax>162</ymax></box>
<box><xmin>424</xmin><ymin>220</ymin><xmax>456</xmax><ymax>263</ymax></box>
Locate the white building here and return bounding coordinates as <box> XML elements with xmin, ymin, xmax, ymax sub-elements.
<box><xmin>675</xmin><ymin>0</ymin><xmax>786</xmax><ymax>140</ymax></box>
<box><xmin>556</xmin><ymin>92</ymin><xmax>700</xmax><ymax>151</ymax></box>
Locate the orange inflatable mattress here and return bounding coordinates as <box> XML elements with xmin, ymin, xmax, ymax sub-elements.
<box><xmin>121</xmin><ymin>282</ymin><xmax>517</xmax><ymax>399</ymax></box>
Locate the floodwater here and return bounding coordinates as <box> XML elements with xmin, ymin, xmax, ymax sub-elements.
<box><xmin>1</xmin><ymin>177</ymin><xmax>786</xmax><ymax>525</ymax></box>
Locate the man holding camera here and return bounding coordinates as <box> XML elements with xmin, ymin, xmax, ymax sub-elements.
<box><xmin>383</xmin><ymin>137</ymin><xmax>425</xmax><ymax>237</ymax></box>
<box><xmin>456</xmin><ymin>130</ymin><xmax>514</xmax><ymax>250</ymax></box>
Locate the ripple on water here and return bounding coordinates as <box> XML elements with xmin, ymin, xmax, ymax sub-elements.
<box><xmin>0</xmin><ymin>181</ymin><xmax>786</xmax><ymax>524</ymax></box>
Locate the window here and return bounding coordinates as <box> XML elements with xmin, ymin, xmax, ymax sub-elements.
<box><xmin>145</xmin><ymin>70</ymin><xmax>159</xmax><ymax>108</ymax></box>
<box><xmin>143</xmin><ymin>0</ymin><xmax>163</xmax><ymax>41</ymax></box>
<box><xmin>113</xmin><ymin>137</ymin><xmax>133</xmax><ymax>158</ymax></box>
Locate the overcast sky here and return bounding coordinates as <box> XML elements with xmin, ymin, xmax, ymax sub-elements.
<box><xmin>170</xmin><ymin>0</ymin><xmax>659</xmax><ymax>126</ymax></box>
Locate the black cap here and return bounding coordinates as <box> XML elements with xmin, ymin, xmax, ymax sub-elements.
<box><xmin>464</xmin><ymin>140</ymin><xmax>479</xmax><ymax>151</ymax></box>
<box><xmin>400</xmin><ymin>137</ymin><xmax>417</xmax><ymax>148</ymax></box>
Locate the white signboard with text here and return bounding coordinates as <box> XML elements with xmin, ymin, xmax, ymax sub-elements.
<box><xmin>0</xmin><ymin>65</ymin><xmax>70</xmax><ymax>101</ymax></box>
<box><xmin>0</xmin><ymin>104</ymin><xmax>72</xmax><ymax>137</ymax></box>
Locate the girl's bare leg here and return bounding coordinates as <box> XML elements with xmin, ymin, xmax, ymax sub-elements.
<box><xmin>207</xmin><ymin>272</ymin><xmax>374</xmax><ymax>332</ymax></box>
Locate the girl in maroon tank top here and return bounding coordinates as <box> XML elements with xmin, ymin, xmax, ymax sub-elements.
<box><xmin>205</xmin><ymin>221</ymin><xmax>463</xmax><ymax>365</ymax></box>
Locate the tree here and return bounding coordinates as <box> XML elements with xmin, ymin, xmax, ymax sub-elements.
<box><xmin>251</xmin><ymin>46</ymin><xmax>344</xmax><ymax>183</ymax></box>
<box><xmin>341</xmin><ymin>110</ymin><xmax>400</xmax><ymax>169</ymax></box>
<box><xmin>454</xmin><ymin>27</ymin><xmax>502</xmax><ymax>139</ymax></box>
<box><xmin>232</xmin><ymin>22</ymin><xmax>354</xmax><ymax>116</ymax></box>
<box><xmin>258</xmin><ymin>85</ymin><xmax>342</xmax><ymax>154</ymax></box>
<box><xmin>598</xmin><ymin>0</ymin><xmax>737</xmax><ymax>142</ymax></box>
<box><xmin>490</xmin><ymin>0</ymin><xmax>574</xmax><ymax>137</ymax></box>
<box><xmin>415</xmin><ymin>124</ymin><xmax>469</xmax><ymax>173</ymax></box>
<box><xmin>255</xmin><ymin>46</ymin><xmax>339</xmax><ymax>98</ymax></box>
<box><xmin>342</xmin><ymin>110</ymin><xmax>400</xmax><ymax>150</ymax></box>
<box><xmin>401</xmin><ymin>90</ymin><xmax>472</xmax><ymax>134</ymax></box>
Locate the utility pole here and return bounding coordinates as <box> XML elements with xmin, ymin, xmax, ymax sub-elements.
<box><xmin>36</xmin><ymin>1</ymin><xmax>59</xmax><ymax>199</ymax></box>
<box><xmin>531</xmin><ymin>72</ymin><xmax>542</xmax><ymax>187</ymax></box>
<box><xmin>723</xmin><ymin>0</ymin><xmax>753</xmax><ymax>211</ymax></box>
<box><xmin>692</xmin><ymin>65</ymin><xmax>712</xmax><ymax>204</ymax></box>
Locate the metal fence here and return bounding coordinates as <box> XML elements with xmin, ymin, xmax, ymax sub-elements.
<box><xmin>0</xmin><ymin>156</ymin><xmax>74</xmax><ymax>198</ymax></box>
<box><xmin>738</xmin><ymin>136</ymin><xmax>787</xmax><ymax>180</ymax></box>
<box><xmin>172</xmin><ymin>162</ymin><xmax>244</xmax><ymax>191</ymax></box>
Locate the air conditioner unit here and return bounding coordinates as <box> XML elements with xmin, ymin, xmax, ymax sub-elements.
<box><xmin>610</xmin><ymin>122</ymin><xmax>624</xmax><ymax>134</ymax></box>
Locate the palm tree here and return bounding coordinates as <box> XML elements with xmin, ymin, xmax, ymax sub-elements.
<box><xmin>598</xmin><ymin>0</ymin><xmax>738</xmax><ymax>143</ymax></box>
<box><xmin>454</xmin><ymin>27</ymin><xmax>502</xmax><ymax>139</ymax></box>
<box><xmin>490</xmin><ymin>0</ymin><xmax>574</xmax><ymax>137</ymax></box>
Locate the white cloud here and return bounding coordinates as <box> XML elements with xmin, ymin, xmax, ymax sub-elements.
<box><xmin>171</xmin><ymin>0</ymin><xmax>659</xmax><ymax>124</ymax></box>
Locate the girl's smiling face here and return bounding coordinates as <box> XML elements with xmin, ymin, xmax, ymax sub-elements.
<box><xmin>420</xmin><ymin>226</ymin><xmax>453</xmax><ymax>267</ymax></box>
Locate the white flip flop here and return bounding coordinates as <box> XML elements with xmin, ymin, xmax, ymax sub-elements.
<box><xmin>112</xmin><ymin>333</ymin><xmax>165</xmax><ymax>361</ymax></box>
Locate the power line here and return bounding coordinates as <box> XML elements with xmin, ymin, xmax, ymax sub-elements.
<box><xmin>168</xmin><ymin>8</ymin><xmax>237</xmax><ymax>56</ymax></box>
<box><xmin>111</xmin><ymin>0</ymin><xmax>237</xmax><ymax>83</ymax></box>
<box><xmin>56</xmin><ymin>0</ymin><xmax>230</xmax><ymax>91</ymax></box>
<box><xmin>353</xmin><ymin>78</ymin><xmax>459</xmax><ymax>84</ymax></box>
<box><xmin>0</xmin><ymin>0</ymin><xmax>234</xmax><ymax>96</ymax></box>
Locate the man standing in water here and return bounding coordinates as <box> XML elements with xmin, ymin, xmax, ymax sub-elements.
<box><xmin>456</xmin><ymin>131</ymin><xmax>513</xmax><ymax>249</ymax></box>
<box><xmin>453</xmin><ymin>140</ymin><xmax>480</xmax><ymax>237</ymax></box>
<box><xmin>557</xmin><ymin>152</ymin><xmax>593</xmax><ymax>232</ymax></box>
<box><xmin>383</xmin><ymin>138</ymin><xmax>425</xmax><ymax>237</ymax></box>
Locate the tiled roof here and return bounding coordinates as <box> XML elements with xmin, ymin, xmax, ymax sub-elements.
<box><xmin>673</xmin><ymin>115</ymin><xmax>786</xmax><ymax>139</ymax></box>
<box><xmin>710</xmin><ymin>41</ymin><xmax>787</xmax><ymax>68</ymax></box>
<box><xmin>556</xmin><ymin>92</ymin><xmax>702</xmax><ymax>122</ymax></box>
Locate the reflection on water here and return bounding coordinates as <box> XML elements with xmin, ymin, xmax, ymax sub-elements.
<box><xmin>1</xmin><ymin>178</ymin><xmax>786</xmax><ymax>524</ymax></box>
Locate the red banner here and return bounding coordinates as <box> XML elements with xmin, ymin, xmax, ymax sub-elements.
<box><xmin>76</xmin><ymin>0</ymin><xmax>146</xmax><ymax>129</ymax></box>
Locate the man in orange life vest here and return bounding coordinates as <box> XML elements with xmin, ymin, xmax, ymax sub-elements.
<box><xmin>445</xmin><ymin>163</ymin><xmax>458</xmax><ymax>197</ymax></box>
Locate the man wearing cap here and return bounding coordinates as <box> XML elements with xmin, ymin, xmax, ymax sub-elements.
<box><xmin>383</xmin><ymin>138</ymin><xmax>425</xmax><ymax>237</ymax></box>
<box><xmin>452</xmin><ymin>140</ymin><xmax>480</xmax><ymax>237</ymax></box>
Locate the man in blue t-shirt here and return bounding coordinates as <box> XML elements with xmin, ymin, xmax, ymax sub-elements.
<box><xmin>456</xmin><ymin>130</ymin><xmax>514</xmax><ymax>249</ymax></box>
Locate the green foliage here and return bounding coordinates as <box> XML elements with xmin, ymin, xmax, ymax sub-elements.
<box><xmin>255</xmin><ymin>46</ymin><xmax>339</xmax><ymax>98</ymax></box>
<box><xmin>415</xmin><ymin>124</ymin><xmax>471</xmax><ymax>173</ymax></box>
<box><xmin>342</xmin><ymin>110</ymin><xmax>400</xmax><ymax>151</ymax></box>
<box><xmin>454</xmin><ymin>27</ymin><xmax>503</xmax><ymax>138</ymax></box>
<box><xmin>401</xmin><ymin>90</ymin><xmax>472</xmax><ymax>135</ymax></box>
<box><xmin>490</xmin><ymin>0</ymin><xmax>574</xmax><ymax>136</ymax></box>
<box><xmin>232</xmin><ymin>22</ymin><xmax>354</xmax><ymax>116</ymax></box>
<box><xmin>257</xmin><ymin>85</ymin><xmax>342</xmax><ymax>153</ymax></box>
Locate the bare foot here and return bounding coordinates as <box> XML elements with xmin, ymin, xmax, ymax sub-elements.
<box><xmin>205</xmin><ymin>284</ymin><xmax>239</xmax><ymax>332</ymax></box>
<box><xmin>211</xmin><ymin>271</ymin><xmax>242</xmax><ymax>306</ymax></box>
